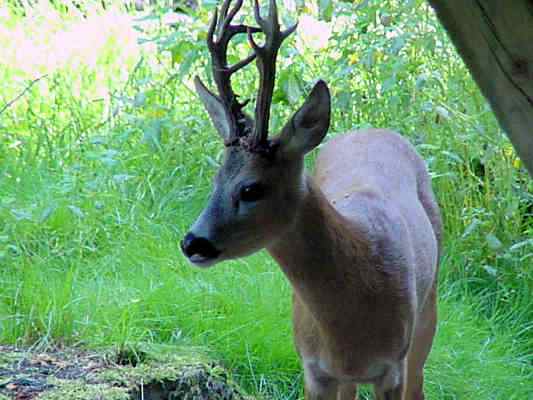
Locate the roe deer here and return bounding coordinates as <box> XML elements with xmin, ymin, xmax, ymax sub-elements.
<box><xmin>180</xmin><ymin>1</ymin><xmax>442</xmax><ymax>398</ymax></box>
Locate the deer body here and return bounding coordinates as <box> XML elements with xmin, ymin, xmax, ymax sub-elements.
<box><xmin>181</xmin><ymin>1</ymin><xmax>441</xmax><ymax>398</ymax></box>
<box><xmin>268</xmin><ymin>129</ymin><xmax>441</xmax><ymax>398</ymax></box>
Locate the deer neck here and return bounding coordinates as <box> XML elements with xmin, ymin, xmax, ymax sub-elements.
<box><xmin>267</xmin><ymin>174</ymin><xmax>379</xmax><ymax>326</ymax></box>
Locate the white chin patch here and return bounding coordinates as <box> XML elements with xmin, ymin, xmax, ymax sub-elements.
<box><xmin>188</xmin><ymin>254</ymin><xmax>219</xmax><ymax>268</ymax></box>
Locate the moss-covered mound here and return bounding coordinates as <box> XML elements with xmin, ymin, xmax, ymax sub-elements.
<box><xmin>0</xmin><ymin>345</ymin><xmax>252</xmax><ymax>400</ymax></box>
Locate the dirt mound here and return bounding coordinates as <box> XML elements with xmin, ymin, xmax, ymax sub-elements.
<box><xmin>0</xmin><ymin>345</ymin><xmax>252</xmax><ymax>400</ymax></box>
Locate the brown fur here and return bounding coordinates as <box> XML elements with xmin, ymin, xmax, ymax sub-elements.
<box><xmin>266</xmin><ymin>129</ymin><xmax>441</xmax><ymax>399</ymax></box>
<box><xmin>187</xmin><ymin>128</ymin><xmax>441</xmax><ymax>399</ymax></box>
<box><xmin>184</xmin><ymin>3</ymin><xmax>440</xmax><ymax>397</ymax></box>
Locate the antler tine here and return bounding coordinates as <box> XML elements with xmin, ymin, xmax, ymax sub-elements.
<box><xmin>248</xmin><ymin>0</ymin><xmax>297</xmax><ymax>146</ymax></box>
<box><xmin>207</xmin><ymin>0</ymin><xmax>255</xmax><ymax>104</ymax></box>
<box><xmin>221</xmin><ymin>0</ymin><xmax>244</xmax><ymax>34</ymax></box>
<box><xmin>205</xmin><ymin>0</ymin><xmax>260</xmax><ymax>140</ymax></box>
<box><xmin>219</xmin><ymin>0</ymin><xmax>232</xmax><ymax>19</ymax></box>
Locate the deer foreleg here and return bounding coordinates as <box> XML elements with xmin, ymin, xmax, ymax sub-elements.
<box><xmin>303</xmin><ymin>361</ymin><xmax>339</xmax><ymax>400</ymax></box>
<box><xmin>374</xmin><ymin>360</ymin><xmax>406</xmax><ymax>400</ymax></box>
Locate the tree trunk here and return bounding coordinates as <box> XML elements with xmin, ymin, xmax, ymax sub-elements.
<box><xmin>428</xmin><ymin>0</ymin><xmax>533</xmax><ymax>177</ymax></box>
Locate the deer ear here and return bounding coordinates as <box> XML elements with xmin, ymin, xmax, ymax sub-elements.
<box><xmin>279</xmin><ymin>80</ymin><xmax>331</xmax><ymax>158</ymax></box>
<box><xmin>194</xmin><ymin>76</ymin><xmax>232</xmax><ymax>140</ymax></box>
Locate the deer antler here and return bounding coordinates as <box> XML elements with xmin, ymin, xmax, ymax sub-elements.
<box><xmin>205</xmin><ymin>0</ymin><xmax>259</xmax><ymax>141</ymax></box>
<box><xmin>247</xmin><ymin>0</ymin><xmax>297</xmax><ymax>147</ymax></box>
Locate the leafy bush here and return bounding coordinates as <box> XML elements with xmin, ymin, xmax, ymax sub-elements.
<box><xmin>0</xmin><ymin>0</ymin><xmax>531</xmax><ymax>398</ymax></box>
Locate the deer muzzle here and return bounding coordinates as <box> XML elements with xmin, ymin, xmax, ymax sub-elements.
<box><xmin>181</xmin><ymin>232</ymin><xmax>222</xmax><ymax>267</ymax></box>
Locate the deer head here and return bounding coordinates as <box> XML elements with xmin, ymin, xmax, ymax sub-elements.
<box><xmin>181</xmin><ymin>0</ymin><xmax>331</xmax><ymax>267</ymax></box>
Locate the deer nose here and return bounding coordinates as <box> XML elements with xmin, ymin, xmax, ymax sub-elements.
<box><xmin>181</xmin><ymin>232</ymin><xmax>221</xmax><ymax>260</ymax></box>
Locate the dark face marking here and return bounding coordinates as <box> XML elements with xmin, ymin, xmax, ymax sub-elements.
<box><xmin>214</xmin><ymin>147</ymin><xmax>276</xmax><ymax>193</ymax></box>
<box><xmin>188</xmin><ymin>144</ymin><xmax>304</xmax><ymax>262</ymax></box>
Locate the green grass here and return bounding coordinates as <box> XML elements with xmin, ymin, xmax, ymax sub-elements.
<box><xmin>1</xmin><ymin>0</ymin><xmax>532</xmax><ymax>399</ymax></box>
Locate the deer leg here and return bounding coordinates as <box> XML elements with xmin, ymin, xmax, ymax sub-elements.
<box><xmin>405</xmin><ymin>284</ymin><xmax>438</xmax><ymax>400</ymax></box>
<box><xmin>303</xmin><ymin>364</ymin><xmax>339</xmax><ymax>400</ymax></box>
<box><xmin>375</xmin><ymin>384</ymin><xmax>405</xmax><ymax>400</ymax></box>
<box><xmin>304</xmin><ymin>378</ymin><xmax>339</xmax><ymax>400</ymax></box>
<box><xmin>373</xmin><ymin>360</ymin><xmax>406</xmax><ymax>400</ymax></box>
<box><xmin>337</xmin><ymin>382</ymin><xmax>357</xmax><ymax>400</ymax></box>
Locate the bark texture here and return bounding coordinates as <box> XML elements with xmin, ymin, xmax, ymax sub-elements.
<box><xmin>428</xmin><ymin>0</ymin><xmax>533</xmax><ymax>176</ymax></box>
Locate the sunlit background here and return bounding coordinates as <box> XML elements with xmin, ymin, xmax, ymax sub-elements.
<box><xmin>0</xmin><ymin>1</ymin><xmax>531</xmax><ymax>399</ymax></box>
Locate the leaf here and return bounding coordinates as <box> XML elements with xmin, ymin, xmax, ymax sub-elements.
<box><xmin>390</xmin><ymin>35</ymin><xmax>405</xmax><ymax>55</ymax></box>
<box><xmin>415</xmin><ymin>73</ymin><xmax>428</xmax><ymax>90</ymax></box>
<box><xmin>380</xmin><ymin>12</ymin><xmax>392</xmax><ymax>26</ymax></box>
<box><xmin>7</xmin><ymin>244</ymin><xmax>20</xmax><ymax>255</ymax></box>
<box><xmin>441</xmin><ymin>150</ymin><xmax>463</xmax><ymax>164</ymax></box>
<box><xmin>113</xmin><ymin>174</ymin><xmax>134</xmax><ymax>184</ymax></box>
<box><xmin>286</xmin><ymin>72</ymin><xmax>303</xmax><ymax>105</ymax></box>
<box><xmin>275</xmin><ymin>69</ymin><xmax>290</xmax><ymax>104</ymax></box>
<box><xmin>169</xmin><ymin>42</ymin><xmax>188</xmax><ymax>66</ymax></box>
<box><xmin>336</xmin><ymin>91</ymin><xmax>352</xmax><ymax>110</ymax></box>
<box><xmin>361</xmin><ymin>49</ymin><xmax>375</xmax><ymax>68</ymax></box>
<box><xmin>90</xmin><ymin>136</ymin><xmax>107</xmax><ymax>145</ymax></box>
<box><xmin>509</xmin><ymin>239</ymin><xmax>533</xmax><ymax>252</ymax></box>
<box><xmin>319</xmin><ymin>0</ymin><xmax>333</xmax><ymax>22</ymax></box>
<box><xmin>435</xmin><ymin>105</ymin><xmax>451</xmax><ymax>120</ymax></box>
<box><xmin>39</xmin><ymin>205</ymin><xmax>56</xmax><ymax>223</ymax></box>
<box><xmin>68</xmin><ymin>205</ymin><xmax>85</xmax><ymax>219</ymax></box>
<box><xmin>485</xmin><ymin>233</ymin><xmax>503</xmax><ymax>251</ymax></box>
<box><xmin>481</xmin><ymin>265</ymin><xmax>498</xmax><ymax>277</ymax></box>
<box><xmin>417</xmin><ymin>143</ymin><xmax>439</xmax><ymax>151</ymax></box>
<box><xmin>1</xmin><ymin>197</ymin><xmax>15</xmax><ymax>205</ymax></box>
<box><xmin>381</xmin><ymin>75</ymin><xmax>396</xmax><ymax>94</ymax></box>
<box><xmin>101</xmin><ymin>157</ymin><xmax>118</xmax><ymax>167</ymax></box>
<box><xmin>178</xmin><ymin>50</ymin><xmax>196</xmax><ymax>78</ymax></box>
<box><xmin>11</xmin><ymin>209</ymin><xmax>32</xmax><ymax>221</ymax></box>
<box><xmin>101</xmin><ymin>149</ymin><xmax>119</xmax><ymax>158</ymax></box>
<box><xmin>423</xmin><ymin>34</ymin><xmax>436</xmax><ymax>53</ymax></box>
<box><xmin>100</xmin><ymin>149</ymin><xmax>119</xmax><ymax>167</ymax></box>
<box><xmin>421</xmin><ymin>101</ymin><xmax>433</xmax><ymax>112</ymax></box>
<box><xmin>202</xmin><ymin>0</ymin><xmax>219</xmax><ymax>7</ymax></box>
<box><xmin>143</xmin><ymin>120</ymin><xmax>162</xmax><ymax>149</ymax></box>
<box><xmin>134</xmin><ymin>92</ymin><xmax>146</xmax><ymax>107</ymax></box>
<box><xmin>462</xmin><ymin>218</ymin><xmax>480</xmax><ymax>238</ymax></box>
<box><xmin>205</xmin><ymin>155</ymin><xmax>220</xmax><ymax>168</ymax></box>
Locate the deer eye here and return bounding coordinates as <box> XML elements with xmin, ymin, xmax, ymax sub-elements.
<box><xmin>239</xmin><ymin>183</ymin><xmax>265</xmax><ymax>202</ymax></box>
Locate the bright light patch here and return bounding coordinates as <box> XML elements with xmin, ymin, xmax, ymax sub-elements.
<box><xmin>0</xmin><ymin>2</ymin><xmax>146</xmax><ymax>94</ymax></box>
<box><xmin>296</xmin><ymin>15</ymin><xmax>331</xmax><ymax>52</ymax></box>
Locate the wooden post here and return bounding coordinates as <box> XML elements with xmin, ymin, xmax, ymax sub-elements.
<box><xmin>428</xmin><ymin>0</ymin><xmax>533</xmax><ymax>176</ymax></box>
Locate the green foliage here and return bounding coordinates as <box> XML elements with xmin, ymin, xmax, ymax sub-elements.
<box><xmin>0</xmin><ymin>0</ymin><xmax>531</xmax><ymax>398</ymax></box>
<box><xmin>0</xmin><ymin>344</ymin><xmax>250</xmax><ymax>400</ymax></box>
